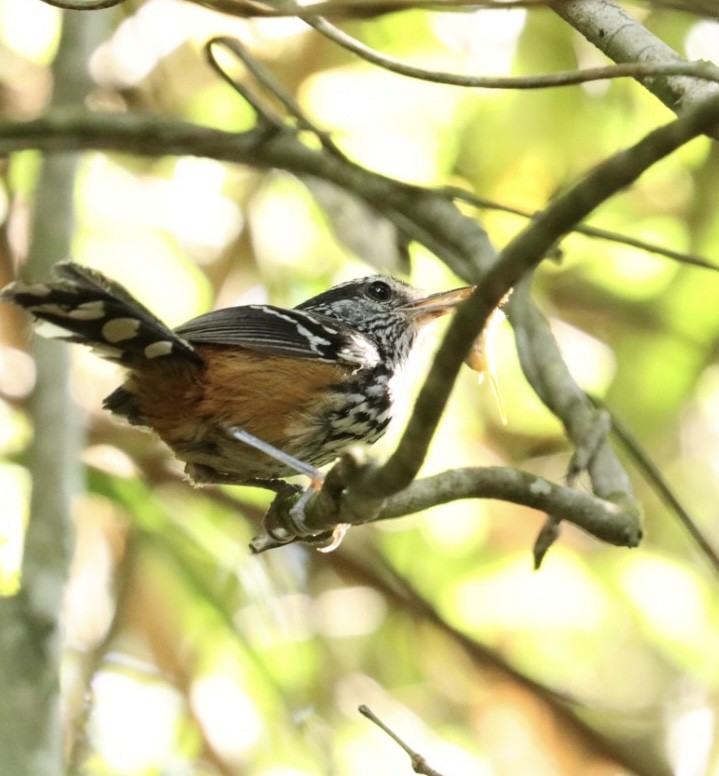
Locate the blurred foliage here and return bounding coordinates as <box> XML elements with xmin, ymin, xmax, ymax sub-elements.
<box><xmin>1</xmin><ymin>0</ymin><xmax>719</xmax><ymax>774</ymax></box>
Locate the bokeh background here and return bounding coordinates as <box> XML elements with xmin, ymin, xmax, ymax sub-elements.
<box><xmin>1</xmin><ymin>1</ymin><xmax>719</xmax><ymax>774</ymax></box>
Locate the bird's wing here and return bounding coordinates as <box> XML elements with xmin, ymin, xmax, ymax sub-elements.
<box><xmin>175</xmin><ymin>305</ymin><xmax>379</xmax><ymax>367</ymax></box>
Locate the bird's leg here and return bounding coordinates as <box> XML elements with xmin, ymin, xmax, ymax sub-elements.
<box><xmin>186</xmin><ymin>428</ymin><xmax>347</xmax><ymax>552</ymax></box>
<box><xmin>226</xmin><ymin>427</ymin><xmax>325</xmax><ymax>482</ymax></box>
<box><xmin>185</xmin><ymin>427</ymin><xmax>324</xmax><ymax>492</ymax></box>
<box><xmin>222</xmin><ymin>427</ymin><xmax>347</xmax><ymax>551</ymax></box>
<box><xmin>188</xmin><ymin>458</ymin><xmax>332</xmax><ymax>551</ymax></box>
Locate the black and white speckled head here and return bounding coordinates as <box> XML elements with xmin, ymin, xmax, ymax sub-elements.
<box><xmin>296</xmin><ymin>276</ymin><xmax>473</xmax><ymax>368</ymax></box>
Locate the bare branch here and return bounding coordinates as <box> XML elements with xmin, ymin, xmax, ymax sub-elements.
<box><xmin>359</xmin><ymin>706</ymin><xmax>446</xmax><ymax>776</ymax></box>
<box><xmin>302</xmin><ymin>14</ymin><xmax>719</xmax><ymax>90</ymax></box>
<box><xmin>552</xmin><ymin>0</ymin><xmax>719</xmax><ymax>132</ymax></box>
<box><xmin>183</xmin><ymin>0</ymin><xmax>573</xmax><ymax>20</ymax></box>
<box><xmin>186</xmin><ymin>0</ymin><xmax>719</xmax><ymax>22</ymax></box>
<box><xmin>446</xmin><ymin>187</ymin><xmax>719</xmax><ymax>272</ymax></box>
<box><xmin>344</xmin><ymin>90</ymin><xmax>719</xmax><ymax>507</ymax></box>
<box><xmin>0</xmin><ymin>110</ymin><xmax>498</xmax><ymax>280</ymax></box>
<box><xmin>262</xmin><ymin>461</ymin><xmax>642</xmax><ymax>547</ymax></box>
<box><xmin>40</xmin><ymin>0</ymin><xmax>124</xmax><ymax>7</ymax></box>
<box><xmin>595</xmin><ymin>398</ymin><xmax>719</xmax><ymax>581</ymax></box>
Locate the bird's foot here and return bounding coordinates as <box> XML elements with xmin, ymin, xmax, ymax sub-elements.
<box><xmin>250</xmin><ymin>474</ymin><xmax>349</xmax><ymax>553</ymax></box>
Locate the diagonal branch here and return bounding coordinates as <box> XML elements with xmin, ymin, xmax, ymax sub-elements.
<box><xmin>246</xmin><ymin>88</ymin><xmax>719</xmax><ymax>546</ymax></box>
<box><xmin>553</xmin><ymin>0</ymin><xmax>719</xmax><ymax>133</ymax></box>
<box><xmin>446</xmin><ymin>188</ymin><xmax>719</xmax><ymax>272</ymax></box>
<box><xmin>343</xmin><ymin>89</ymin><xmax>719</xmax><ymax>505</ymax></box>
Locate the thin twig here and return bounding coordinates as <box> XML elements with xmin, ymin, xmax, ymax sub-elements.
<box><xmin>196</xmin><ymin>0</ymin><xmax>561</xmax><ymax>17</ymax></box>
<box><xmin>359</xmin><ymin>706</ymin><xmax>446</xmax><ymax>776</ymax></box>
<box><xmin>205</xmin><ymin>38</ymin><xmax>284</xmax><ymax>126</ymax></box>
<box><xmin>40</xmin><ymin>0</ymin><xmax>124</xmax><ymax>7</ymax></box>
<box><xmin>446</xmin><ymin>187</ymin><xmax>719</xmax><ymax>272</ymax></box>
<box><xmin>594</xmin><ymin>398</ymin><xmax>719</xmax><ymax>581</ymax></box>
<box><xmin>176</xmin><ymin>0</ymin><xmax>719</xmax><ymax>20</ymax></box>
<box><xmin>206</xmin><ymin>36</ymin><xmax>345</xmax><ymax>155</ymax></box>
<box><xmin>303</xmin><ymin>14</ymin><xmax>719</xmax><ymax>90</ymax></box>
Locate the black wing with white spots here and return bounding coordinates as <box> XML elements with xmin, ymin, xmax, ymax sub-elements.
<box><xmin>175</xmin><ymin>306</ymin><xmax>379</xmax><ymax>367</ymax></box>
<box><xmin>2</xmin><ymin>262</ymin><xmax>379</xmax><ymax>369</ymax></box>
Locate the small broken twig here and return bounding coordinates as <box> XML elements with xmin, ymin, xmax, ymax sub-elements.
<box><xmin>358</xmin><ymin>705</ymin><xmax>446</xmax><ymax>776</ymax></box>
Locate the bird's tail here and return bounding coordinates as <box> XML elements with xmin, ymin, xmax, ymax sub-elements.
<box><xmin>1</xmin><ymin>262</ymin><xmax>201</xmax><ymax>366</ymax></box>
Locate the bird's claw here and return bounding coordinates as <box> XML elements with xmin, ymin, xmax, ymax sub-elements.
<box><xmin>250</xmin><ymin>475</ymin><xmax>349</xmax><ymax>553</ymax></box>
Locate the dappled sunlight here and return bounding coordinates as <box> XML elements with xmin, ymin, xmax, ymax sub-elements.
<box><xmin>89</xmin><ymin>670</ymin><xmax>185</xmax><ymax>774</ymax></box>
<box><xmin>451</xmin><ymin>553</ymin><xmax>609</xmax><ymax>632</ymax></box>
<box><xmin>79</xmin><ymin>153</ymin><xmax>243</xmax><ymax>262</ymax></box>
<box><xmin>668</xmin><ymin>699</ymin><xmax>716</xmax><ymax>776</ymax></box>
<box><xmin>619</xmin><ymin>555</ymin><xmax>718</xmax><ymax>672</ymax></box>
<box><xmin>476</xmin><ymin>317</ymin><xmax>566</xmax><ymax>437</ymax></box>
<box><xmin>89</xmin><ymin>0</ymin><xmax>251</xmax><ymax>86</ymax></box>
<box><xmin>559</xmin><ymin>225</ymin><xmax>685</xmax><ymax>302</ymax></box>
<box><xmin>685</xmin><ymin>20</ymin><xmax>719</xmax><ymax>62</ymax></box>
<box><xmin>432</xmin><ymin>7</ymin><xmax>526</xmax><ymax>76</ymax></box>
<box><xmin>0</xmin><ymin>346</ymin><xmax>35</xmax><ymax>399</ymax></box>
<box><xmin>191</xmin><ymin>672</ymin><xmax>263</xmax><ymax>759</ymax></box>
<box><xmin>0</xmin><ymin>464</ymin><xmax>29</xmax><ymax>595</ymax></box>
<box><xmin>0</xmin><ymin>0</ymin><xmax>59</xmax><ymax>63</ymax></box>
<box><xmin>249</xmin><ymin>174</ymin><xmax>338</xmax><ymax>270</ymax></box>
<box><xmin>301</xmin><ymin>66</ymin><xmax>465</xmax><ymax>183</ymax></box>
<box><xmin>312</xmin><ymin>585</ymin><xmax>386</xmax><ymax>638</ymax></box>
<box><xmin>551</xmin><ymin>317</ymin><xmax>616</xmax><ymax>396</ymax></box>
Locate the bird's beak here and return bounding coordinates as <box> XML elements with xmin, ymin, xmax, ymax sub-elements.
<box><xmin>401</xmin><ymin>285</ymin><xmax>475</xmax><ymax>324</ymax></box>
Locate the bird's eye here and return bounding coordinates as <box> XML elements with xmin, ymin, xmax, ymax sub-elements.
<box><xmin>365</xmin><ymin>280</ymin><xmax>392</xmax><ymax>302</ymax></box>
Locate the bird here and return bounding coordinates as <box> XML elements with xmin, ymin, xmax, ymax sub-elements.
<box><xmin>2</xmin><ymin>263</ymin><xmax>473</xmax><ymax>492</ymax></box>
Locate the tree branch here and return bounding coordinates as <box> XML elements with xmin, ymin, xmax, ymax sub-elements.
<box><xmin>342</xmin><ymin>89</ymin><xmax>719</xmax><ymax>504</ymax></box>
<box><xmin>446</xmin><ymin>187</ymin><xmax>719</xmax><ymax>272</ymax></box>
<box><xmin>304</xmin><ymin>13</ymin><xmax>719</xmax><ymax>90</ymax></box>
<box><xmin>0</xmin><ymin>110</ymin><xmax>497</xmax><ymax>281</ymax></box>
<box><xmin>5</xmin><ymin>89</ymin><xmax>717</xmax><ymax>553</ymax></box>
<box><xmin>247</xmin><ymin>87</ymin><xmax>719</xmax><ymax>548</ymax></box>
<box><xmin>553</xmin><ymin>0</ymin><xmax>719</xmax><ymax>132</ymax></box>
